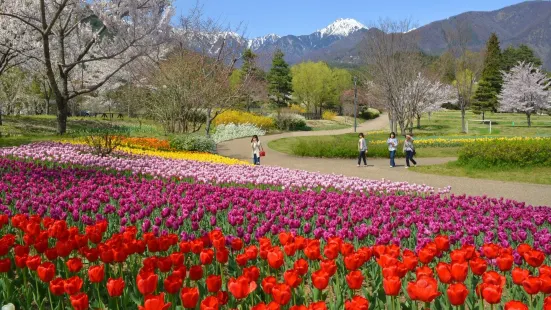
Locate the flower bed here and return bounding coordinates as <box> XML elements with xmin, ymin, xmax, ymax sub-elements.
<box><xmin>0</xmin><ymin>142</ymin><xmax>443</xmax><ymax>195</ymax></box>
<box><xmin>212</xmin><ymin>123</ymin><xmax>266</xmax><ymax>144</ymax></box>
<box><xmin>0</xmin><ymin>214</ymin><xmax>550</xmax><ymax>309</ymax></box>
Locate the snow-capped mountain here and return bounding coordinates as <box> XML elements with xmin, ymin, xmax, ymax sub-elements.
<box><xmin>247</xmin><ymin>34</ymin><xmax>281</xmax><ymax>50</ymax></box>
<box><xmin>316</xmin><ymin>18</ymin><xmax>368</xmax><ymax>37</ymax></box>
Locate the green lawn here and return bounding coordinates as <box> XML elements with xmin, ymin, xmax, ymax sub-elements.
<box><xmin>416</xmin><ymin>161</ymin><xmax>551</xmax><ymax>185</ymax></box>
<box><xmin>0</xmin><ymin>115</ymin><xmax>165</xmax><ymax>147</ymax></box>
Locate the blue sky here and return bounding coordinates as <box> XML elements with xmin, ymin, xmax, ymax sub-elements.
<box><xmin>173</xmin><ymin>0</ymin><xmax>522</xmax><ymax>38</ymax></box>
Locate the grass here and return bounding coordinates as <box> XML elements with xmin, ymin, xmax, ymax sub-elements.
<box><xmin>268</xmin><ymin>134</ymin><xmax>461</xmax><ymax>158</ymax></box>
<box><xmin>416</xmin><ymin>161</ymin><xmax>551</xmax><ymax>185</ymax></box>
<box><xmin>304</xmin><ymin>116</ymin><xmax>368</xmax><ymax>132</ymax></box>
<box><xmin>0</xmin><ymin>115</ymin><xmax>166</xmax><ymax>147</ymax></box>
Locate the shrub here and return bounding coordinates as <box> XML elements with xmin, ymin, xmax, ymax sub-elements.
<box><xmin>359</xmin><ymin>108</ymin><xmax>380</xmax><ymax>120</ymax></box>
<box><xmin>458</xmin><ymin>138</ymin><xmax>551</xmax><ymax>168</ymax></box>
<box><xmin>212</xmin><ymin>123</ymin><xmax>266</xmax><ymax>144</ymax></box>
<box><xmin>83</xmin><ymin>126</ymin><xmax>130</xmax><ymax>157</ymax></box>
<box><xmin>322</xmin><ymin>111</ymin><xmax>337</xmax><ymax>120</ymax></box>
<box><xmin>289</xmin><ymin>137</ymin><xmax>405</xmax><ymax>158</ymax></box>
<box><xmin>290</xmin><ymin>104</ymin><xmax>306</xmax><ymax>113</ymax></box>
<box><xmin>214</xmin><ymin>110</ymin><xmax>274</xmax><ymax>129</ymax></box>
<box><xmin>169</xmin><ymin>134</ymin><xmax>216</xmax><ymax>153</ymax></box>
<box><xmin>270</xmin><ymin>113</ymin><xmax>308</xmax><ymax>131</ymax></box>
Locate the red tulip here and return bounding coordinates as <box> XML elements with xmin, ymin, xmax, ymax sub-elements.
<box><xmin>522</xmin><ymin>276</ymin><xmax>541</xmax><ymax>295</ymax></box>
<box><xmin>164</xmin><ymin>274</ymin><xmax>183</xmax><ymax>295</ymax></box>
<box><xmin>290</xmin><ymin>306</ymin><xmax>308</xmax><ymax>310</ymax></box>
<box><xmin>262</xmin><ymin>276</ymin><xmax>278</xmax><ymax>294</ymax></box>
<box><xmin>436</xmin><ymin>263</ymin><xmax>452</xmax><ymax>284</ymax></box>
<box><xmin>482</xmin><ymin>271</ymin><xmax>506</xmax><ymax>287</ymax></box>
<box><xmin>169</xmin><ymin>252</ymin><xmax>184</xmax><ymax>267</ymax></box>
<box><xmin>496</xmin><ymin>254</ymin><xmax>514</xmax><ymax>271</ymax></box>
<box><xmin>544</xmin><ymin>296</ymin><xmax>551</xmax><ymax>310</ymax></box>
<box><xmin>228</xmin><ymin>276</ymin><xmax>257</xmax><ymax>299</ymax></box>
<box><xmin>180</xmin><ymin>287</ymin><xmax>199</xmax><ymax>309</ymax></box>
<box><xmin>418</xmin><ymin>245</ymin><xmax>436</xmax><ymax>265</ymax></box>
<box><xmin>320</xmin><ymin>259</ymin><xmax>337</xmax><ymax>277</ymax></box>
<box><xmin>66</xmin><ymin>257</ymin><xmax>83</xmax><ymax>273</ymax></box>
<box><xmin>49</xmin><ymin>277</ymin><xmax>65</xmax><ymax>296</ymax></box>
<box><xmin>216</xmin><ymin>248</ymin><xmax>229</xmax><ymax>264</ymax></box>
<box><xmin>340</xmin><ymin>243</ymin><xmax>355</xmax><ymax>257</ymax></box>
<box><xmin>206</xmin><ymin>275</ymin><xmax>222</xmax><ymax>293</ymax></box>
<box><xmin>540</xmin><ymin>275</ymin><xmax>551</xmax><ymax>294</ymax></box>
<box><xmin>88</xmin><ymin>264</ymin><xmax>105</xmax><ymax>283</ymax></box>
<box><xmin>416</xmin><ymin>266</ymin><xmax>433</xmax><ymax>278</ymax></box>
<box><xmin>251</xmin><ymin>302</ymin><xmax>281</xmax><ymax>310</ymax></box>
<box><xmin>479</xmin><ymin>283</ymin><xmax>503</xmax><ymax>304</ymax></box>
<box><xmin>216</xmin><ymin>291</ymin><xmax>229</xmax><ymax>305</ymax></box>
<box><xmin>311</xmin><ymin>269</ymin><xmax>330</xmax><ymax>290</ymax></box>
<box><xmin>26</xmin><ymin>255</ymin><xmax>41</xmax><ymax>270</ymax></box>
<box><xmin>402</xmin><ymin>255</ymin><xmax>418</xmax><ymax>271</ymax></box>
<box><xmin>482</xmin><ymin>244</ymin><xmax>500</xmax><ymax>259</ymax></box>
<box><xmin>189</xmin><ymin>265</ymin><xmax>203</xmax><ymax>281</ymax></box>
<box><xmin>304</xmin><ymin>241</ymin><xmax>321</xmax><ymax>260</ymax></box>
<box><xmin>245</xmin><ymin>245</ymin><xmax>258</xmax><ymax>260</ymax></box>
<box><xmin>407</xmin><ymin>276</ymin><xmax>440</xmax><ymax>303</ymax></box>
<box><xmin>383</xmin><ymin>276</ymin><xmax>401</xmax><ymax>296</ymax></box>
<box><xmin>451</xmin><ymin>262</ymin><xmax>468</xmax><ymax>282</ymax></box>
<box><xmin>64</xmin><ymin>276</ymin><xmax>84</xmax><ymax>295</ymax></box>
<box><xmin>447</xmin><ymin>283</ymin><xmax>468</xmax><ymax>306</ymax></box>
<box><xmin>136</xmin><ymin>272</ymin><xmax>158</xmax><ymax>295</ymax></box>
<box><xmin>231</xmin><ymin>238</ymin><xmax>243</xmax><ymax>251</ymax></box>
<box><xmin>279</xmin><ymin>232</ymin><xmax>294</xmax><ymax>246</ymax></box>
<box><xmin>344</xmin><ymin>253</ymin><xmax>362</xmax><ymax>271</ymax></box>
<box><xmin>200</xmin><ymin>296</ymin><xmax>220</xmax><ymax>310</ymax></box>
<box><xmin>344</xmin><ymin>296</ymin><xmax>369</xmax><ymax>310</ymax></box>
<box><xmin>323</xmin><ymin>243</ymin><xmax>339</xmax><ymax>260</ymax></box>
<box><xmin>139</xmin><ymin>293</ymin><xmax>171</xmax><ymax>310</ymax></box>
<box><xmin>469</xmin><ymin>257</ymin><xmax>487</xmax><ymax>276</ymax></box>
<box><xmin>524</xmin><ymin>250</ymin><xmax>545</xmax><ymax>268</ymax></box>
<box><xmin>156</xmin><ymin>256</ymin><xmax>173</xmax><ymax>272</ymax></box>
<box><xmin>236</xmin><ymin>253</ymin><xmax>249</xmax><ymax>266</ymax></box>
<box><xmin>107</xmin><ymin>278</ymin><xmax>125</xmax><ymax>297</ymax></box>
<box><xmin>200</xmin><ymin>249</ymin><xmax>214</xmax><ymax>265</ymax></box>
<box><xmin>267</xmin><ymin>248</ymin><xmax>285</xmax><ymax>269</ymax></box>
<box><xmin>284</xmin><ymin>269</ymin><xmax>302</xmax><ymax>288</ymax></box>
<box><xmin>434</xmin><ymin>235</ymin><xmax>450</xmax><ymax>252</ymax></box>
<box><xmin>294</xmin><ymin>259</ymin><xmax>309</xmax><ymax>275</ymax></box>
<box><xmin>512</xmin><ymin>267</ymin><xmax>530</xmax><ymax>285</ymax></box>
<box><xmin>37</xmin><ymin>262</ymin><xmax>56</xmax><ymax>283</ymax></box>
<box><xmin>271</xmin><ymin>283</ymin><xmax>292</xmax><ymax>305</ymax></box>
<box><xmin>243</xmin><ymin>266</ymin><xmax>260</xmax><ymax>282</ymax></box>
<box><xmin>345</xmin><ymin>270</ymin><xmax>364</xmax><ymax>290</ymax></box>
<box><xmin>450</xmin><ymin>249</ymin><xmax>467</xmax><ymax>263</ymax></box>
<box><xmin>69</xmin><ymin>292</ymin><xmax>89</xmax><ymax>310</ymax></box>
<box><xmin>308</xmin><ymin>301</ymin><xmax>328</xmax><ymax>309</ymax></box>
<box><xmin>504</xmin><ymin>301</ymin><xmax>529</xmax><ymax>310</ymax></box>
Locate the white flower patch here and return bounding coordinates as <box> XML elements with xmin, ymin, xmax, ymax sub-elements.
<box><xmin>212</xmin><ymin>123</ymin><xmax>266</xmax><ymax>144</ymax></box>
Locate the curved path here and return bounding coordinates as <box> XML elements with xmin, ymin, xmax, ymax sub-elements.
<box><xmin>217</xmin><ymin>115</ymin><xmax>551</xmax><ymax>206</ymax></box>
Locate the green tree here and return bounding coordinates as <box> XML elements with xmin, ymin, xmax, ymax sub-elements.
<box><xmin>267</xmin><ymin>49</ymin><xmax>292</xmax><ymax>107</ymax></box>
<box><xmin>291</xmin><ymin>61</ymin><xmax>332</xmax><ymax>114</ymax></box>
<box><xmin>330</xmin><ymin>68</ymin><xmax>353</xmax><ymax>110</ymax></box>
<box><xmin>501</xmin><ymin>44</ymin><xmax>543</xmax><ymax>72</ymax></box>
<box><xmin>473</xmin><ymin>33</ymin><xmax>502</xmax><ymax>116</ymax></box>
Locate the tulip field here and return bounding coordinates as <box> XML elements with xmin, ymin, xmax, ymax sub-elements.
<box><xmin>0</xmin><ymin>141</ymin><xmax>551</xmax><ymax>309</ymax></box>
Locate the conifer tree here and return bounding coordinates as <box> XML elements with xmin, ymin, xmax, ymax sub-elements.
<box><xmin>267</xmin><ymin>49</ymin><xmax>292</xmax><ymax>107</ymax></box>
<box><xmin>473</xmin><ymin>33</ymin><xmax>502</xmax><ymax>117</ymax></box>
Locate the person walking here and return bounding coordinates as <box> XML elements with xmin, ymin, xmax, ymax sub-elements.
<box><xmin>403</xmin><ymin>135</ymin><xmax>417</xmax><ymax>168</ymax></box>
<box><xmin>387</xmin><ymin>132</ymin><xmax>398</xmax><ymax>168</ymax></box>
<box><xmin>251</xmin><ymin>135</ymin><xmax>264</xmax><ymax>165</ymax></box>
<box><xmin>357</xmin><ymin>133</ymin><xmax>368</xmax><ymax>167</ymax></box>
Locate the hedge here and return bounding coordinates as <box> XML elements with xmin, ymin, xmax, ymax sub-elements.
<box><xmin>458</xmin><ymin>138</ymin><xmax>551</xmax><ymax>168</ymax></box>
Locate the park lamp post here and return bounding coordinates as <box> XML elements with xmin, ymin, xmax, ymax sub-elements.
<box><xmin>354</xmin><ymin>76</ymin><xmax>358</xmax><ymax>133</ymax></box>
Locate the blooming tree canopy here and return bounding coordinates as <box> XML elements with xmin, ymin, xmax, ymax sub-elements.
<box><xmin>498</xmin><ymin>61</ymin><xmax>551</xmax><ymax>127</ymax></box>
<box><xmin>0</xmin><ymin>0</ymin><xmax>173</xmax><ymax>134</ymax></box>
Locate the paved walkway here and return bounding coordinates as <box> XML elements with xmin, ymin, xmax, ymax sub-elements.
<box><xmin>217</xmin><ymin>115</ymin><xmax>551</xmax><ymax>206</ymax></box>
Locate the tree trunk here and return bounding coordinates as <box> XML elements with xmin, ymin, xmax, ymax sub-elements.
<box><xmin>56</xmin><ymin>98</ymin><xmax>69</xmax><ymax>135</ymax></box>
<box><xmin>0</xmin><ymin>106</ymin><xmax>3</xmax><ymax>126</ymax></box>
<box><xmin>526</xmin><ymin>112</ymin><xmax>531</xmax><ymax>127</ymax></box>
<box><xmin>205</xmin><ymin>108</ymin><xmax>212</xmax><ymax>136</ymax></box>
<box><xmin>416</xmin><ymin>115</ymin><xmax>421</xmax><ymax>129</ymax></box>
<box><xmin>482</xmin><ymin>111</ymin><xmax>485</xmax><ymax>121</ymax></box>
<box><xmin>461</xmin><ymin>108</ymin><xmax>466</xmax><ymax>133</ymax></box>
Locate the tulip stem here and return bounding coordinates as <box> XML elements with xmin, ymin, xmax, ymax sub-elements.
<box><xmin>48</xmin><ymin>288</ymin><xmax>54</xmax><ymax>310</ymax></box>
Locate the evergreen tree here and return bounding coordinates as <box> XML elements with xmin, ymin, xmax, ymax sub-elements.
<box><xmin>473</xmin><ymin>33</ymin><xmax>502</xmax><ymax>116</ymax></box>
<box><xmin>267</xmin><ymin>49</ymin><xmax>292</xmax><ymax>107</ymax></box>
<box><xmin>501</xmin><ymin>44</ymin><xmax>543</xmax><ymax>72</ymax></box>
<box><xmin>241</xmin><ymin>49</ymin><xmax>258</xmax><ymax>77</ymax></box>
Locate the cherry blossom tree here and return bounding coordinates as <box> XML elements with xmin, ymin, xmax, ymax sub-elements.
<box><xmin>0</xmin><ymin>0</ymin><xmax>173</xmax><ymax>134</ymax></box>
<box><xmin>498</xmin><ymin>62</ymin><xmax>551</xmax><ymax>127</ymax></box>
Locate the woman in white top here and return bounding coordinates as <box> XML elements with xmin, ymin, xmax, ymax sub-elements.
<box><xmin>251</xmin><ymin>135</ymin><xmax>264</xmax><ymax>165</ymax></box>
<box><xmin>387</xmin><ymin>132</ymin><xmax>398</xmax><ymax>168</ymax></box>
<box><xmin>357</xmin><ymin>133</ymin><xmax>367</xmax><ymax>167</ymax></box>
<box><xmin>403</xmin><ymin>135</ymin><xmax>417</xmax><ymax>168</ymax></box>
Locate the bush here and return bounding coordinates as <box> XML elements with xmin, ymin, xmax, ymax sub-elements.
<box><xmin>270</xmin><ymin>113</ymin><xmax>308</xmax><ymax>131</ymax></box>
<box><xmin>214</xmin><ymin>110</ymin><xmax>274</xmax><ymax>129</ymax></box>
<box><xmin>458</xmin><ymin>138</ymin><xmax>551</xmax><ymax>168</ymax></box>
<box><xmin>322</xmin><ymin>111</ymin><xmax>337</xmax><ymax>120</ymax></box>
<box><xmin>289</xmin><ymin>104</ymin><xmax>306</xmax><ymax>113</ymax></box>
<box><xmin>212</xmin><ymin>123</ymin><xmax>266</xmax><ymax>144</ymax></box>
<box><xmin>169</xmin><ymin>134</ymin><xmax>216</xmax><ymax>153</ymax></box>
<box><xmin>289</xmin><ymin>137</ymin><xmax>405</xmax><ymax>159</ymax></box>
<box><xmin>359</xmin><ymin>108</ymin><xmax>380</xmax><ymax>120</ymax></box>
<box><xmin>441</xmin><ymin>102</ymin><xmax>460</xmax><ymax>110</ymax></box>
